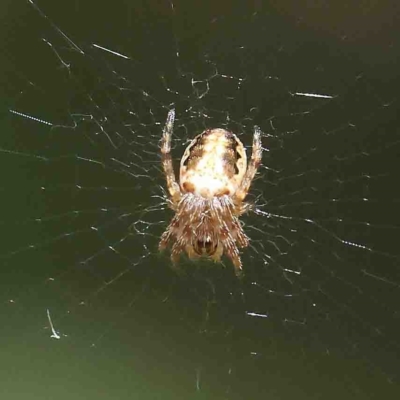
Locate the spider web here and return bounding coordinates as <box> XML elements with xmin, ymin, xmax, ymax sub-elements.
<box><xmin>1</xmin><ymin>0</ymin><xmax>400</xmax><ymax>398</ymax></box>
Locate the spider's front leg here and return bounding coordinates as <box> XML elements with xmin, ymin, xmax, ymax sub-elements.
<box><xmin>161</xmin><ymin>109</ymin><xmax>181</xmax><ymax>205</ymax></box>
<box><xmin>233</xmin><ymin>126</ymin><xmax>262</xmax><ymax>204</ymax></box>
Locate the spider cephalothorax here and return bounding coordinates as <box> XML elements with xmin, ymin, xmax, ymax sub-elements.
<box><xmin>159</xmin><ymin>109</ymin><xmax>262</xmax><ymax>275</ymax></box>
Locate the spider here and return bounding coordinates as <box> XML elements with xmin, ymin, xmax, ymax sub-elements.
<box><xmin>159</xmin><ymin>109</ymin><xmax>262</xmax><ymax>276</ymax></box>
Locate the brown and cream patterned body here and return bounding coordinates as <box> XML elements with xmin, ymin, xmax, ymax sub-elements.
<box><xmin>159</xmin><ymin>110</ymin><xmax>262</xmax><ymax>276</ymax></box>
<box><xmin>180</xmin><ymin>128</ymin><xmax>247</xmax><ymax>198</ymax></box>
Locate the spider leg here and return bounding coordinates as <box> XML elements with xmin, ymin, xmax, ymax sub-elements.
<box><xmin>171</xmin><ymin>241</ymin><xmax>184</xmax><ymax>263</ymax></box>
<box><xmin>232</xmin><ymin>219</ymin><xmax>249</xmax><ymax>248</ymax></box>
<box><xmin>225</xmin><ymin>238</ymin><xmax>243</xmax><ymax>276</ymax></box>
<box><xmin>159</xmin><ymin>228</ymin><xmax>172</xmax><ymax>251</ymax></box>
<box><xmin>219</xmin><ymin>224</ymin><xmax>243</xmax><ymax>276</ymax></box>
<box><xmin>159</xmin><ymin>212</ymin><xmax>179</xmax><ymax>251</ymax></box>
<box><xmin>209</xmin><ymin>242</ymin><xmax>223</xmax><ymax>263</ymax></box>
<box><xmin>233</xmin><ymin>126</ymin><xmax>262</xmax><ymax>204</ymax></box>
<box><xmin>161</xmin><ymin>109</ymin><xmax>181</xmax><ymax>204</ymax></box>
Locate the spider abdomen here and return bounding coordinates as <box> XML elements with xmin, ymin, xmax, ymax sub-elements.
<box><xmin>180</xmin><ymin>129</ymin><xmax>247</xmax><ymax>198</ymax></box>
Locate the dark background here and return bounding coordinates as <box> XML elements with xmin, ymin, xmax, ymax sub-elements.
<box><xmin>0</xmin><ymin>1</ymin><xmax>399</xmax><ymax>399</ymax></box>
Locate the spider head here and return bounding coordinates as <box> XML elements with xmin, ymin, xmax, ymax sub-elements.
<box><xmin>193</xmin><ymin>236</ymin><xmax>219</xmax><ymax>256</ymax></box>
